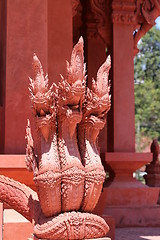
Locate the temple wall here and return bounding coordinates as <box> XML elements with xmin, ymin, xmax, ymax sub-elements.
<box><xmin>47</xmin><ymin>0</ymin><xmax>72</xmax><ymax>84</ymax></box>
<box><xmin>3</xmin><ymin>0</ymin><xmax>73</xmax><ymax>153</ymax></box>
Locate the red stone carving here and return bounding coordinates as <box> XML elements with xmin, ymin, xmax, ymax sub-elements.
<box><xmin>151</xmin><ymin>138</ymin><xmax>160</xmax><ymax>164</ymax></box>
<box><xmin>0</xmin><ymin>37</ymin><xmax>111</xmax><ymax>239</ymax></box>
<box><xmin>27</xmin><ymin>54</ymin><xmax>61</xmax><ymax>218</ymax></box>
<box><xmin>78</xmin><ymin>56</ymin><xmax>111</xmax><ymax>212</ymax></box>
<box><xmin>56</xmin><ymin>37</ymin><xmax>86</xmax><ymax>212</ymax></box>
<box><xmin>144</xmin><ymin>139</ymin><xmax>160</xmax><ymax>187</ymax></box>
<box><xmin>134</xmin><ymin>0</ymin><xmax>160</xmax><ymax>55</ymax></box>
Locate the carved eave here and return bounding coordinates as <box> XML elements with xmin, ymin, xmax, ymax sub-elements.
<box><xmin>133</xmin><ymin>0</ymin><xmax>160</xmax><ymax>55</ymax></box>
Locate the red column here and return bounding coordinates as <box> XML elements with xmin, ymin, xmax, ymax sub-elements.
<box><xmin>101</xmin><ymin>1</ymin><xmax>159</xmax><ymax>227</ymax></box>
<box><xmin>112</xmin><ymin>23</ymin><xmax>135</xmax><ymax>152</ymax></box>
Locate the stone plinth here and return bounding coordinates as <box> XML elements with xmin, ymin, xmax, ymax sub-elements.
<box><xmin>103</xmin><ymin>152</ymin><xmax>159</xmax><ymax>205</ymax></box>
<box><xmin>102</xmin><ymin>152</ymin><xmax>160</xmax><ymax>227</ymax></box>
<box><xmin>93</xmin><ymin>191</ymin><xmax>115</xmax><ymax>240</ymax></box>
<box><xmin>3</xmin><ymin>209</ymin><xmax>33</xmax><ymax>240</ymax></box>
<box><xmin>4</xmin><ymin>222</ymin><xmax>33</xmax><ymax>240</ymax></box>
<box><xmin>0</xmin><ymin>155</ymin><xmax>35</xmax><ymax>191</ymax></box>
<box><xmin>144</xmin><ymin>139</ymin><xmax>160</xmax><ymax>204</ymax></box>
<box><xmin>144</xmin><ymin>164</ymin><xmax>160</xmax><ymax>204</ymax></box>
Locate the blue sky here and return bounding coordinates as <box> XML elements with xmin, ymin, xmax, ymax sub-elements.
<box><xmin>155</xmin><ymin>16</ymin><xmax>160</xmax><ymax>29</ymax></box>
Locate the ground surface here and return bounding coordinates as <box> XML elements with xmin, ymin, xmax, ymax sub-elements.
<box><xmin>115</xmin><ymin>227</ymin><xmax>160</xmax><ymax>240</ymax></box>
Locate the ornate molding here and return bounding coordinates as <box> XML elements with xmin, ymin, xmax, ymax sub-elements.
<box><xmin>112</xmin><ymin>0</ymin><xmax>136</xmax><ymax>24</ymax></box>
<box><xmin>82</xmin><ymin>0</ymin><xmax>112</xmax><ymax>48</ymax></box>
<box><xmin>78</xmin><ymin>55</ymin><xmax>111</xmax><ymax>212</ymax></box>
<box><xmin>133</xmin><ymin>0</ymin><xmax>160</xmax><ymax>55</ymax></box>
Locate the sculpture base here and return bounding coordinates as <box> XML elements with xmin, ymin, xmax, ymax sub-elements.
<box><xmin>102</xmin><ymin>152</ymin><xmax>160</xmax><ymax>228</ymax></box>
<box><xmin>103</xmin><ymin>205</ymin><xmax>160</xmax><ymax>227</ymax></box>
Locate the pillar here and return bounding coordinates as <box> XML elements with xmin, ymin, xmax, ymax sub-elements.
<box><xmin>110</xmin><ymin>3</ymin><xmax>135</xmax><ymax>152</ymax></box>
<box><xmin>81</xmin><ymin>0</ymin><xmax>108</xmax><ymax>152</ymax></box>
<box><xmin>102</xmin><ymin>0</ymin><xmax>159</xmax><ymax>227</ymax></box>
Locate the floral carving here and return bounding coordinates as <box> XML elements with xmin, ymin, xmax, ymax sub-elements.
<box><xmin>0</xmin><ymin>37</ymin><xmax>111</xmax><ymax>239</ymax></box>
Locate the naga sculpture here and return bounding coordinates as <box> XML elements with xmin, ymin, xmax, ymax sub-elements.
<box><xmin>0</xmin><ymin>37</ymin><xmax>111</xmax><ymax>240</ymax></box>
<box><xmin>78</xmin><ymin>56</ymin><xmax>111</xmax><ymax>212</ymax></box>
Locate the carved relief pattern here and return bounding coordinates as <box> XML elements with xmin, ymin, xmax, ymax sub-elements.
<box><xmin>78</xmin><ymin>55</ymin><xmax>111</xmax><ymax>212</ymax></box>
<box><xmin>90</xmin><ymin>0</ymin><xmax>106</xmax><ymax>27</ymax></box>
<box><xmin>84</xmin><ymin>0</ymin><xmax>110</xmax><ymax>41</ymax></box>
<box><xmin>72</xmin><ymin>0</ymin><xmax>81</xmax><ymax>17</ymax></box>
<box><xmin>0</xmin><ymin>37</ymin><xmax>111</xmax><ymax>239</ymax></box>
<box><xmin>34</xmin><ymin>211</ymin><xmax>109</xmax><ymax>240</ymax></box>
<box><xmin>0</xmin><ymin>175</ymin><xmax>39</xmax><ymax>222</ymax></box>
<box><xmin>134</xmin><ymin>0</ymin><xmax>160</xmax><ymax>55</ymax></box>
<box><xmin>27</xmin><ymin>54</ymin><xmax>61</xmax><ymax>218</ymax></box>
<box><xmin>56</xmin><ymin>37</ymin><xmax>86</xmax><ymax>213</ymax></box>
<box><xmin>80</xmin><ymin>0</ymin><xmax>112</xmax><ymax>51</ymax></box>
<box><xmin>112</xmin><ymin>0</ymin><xmax>136</xmax><ymax>24</ymax></box>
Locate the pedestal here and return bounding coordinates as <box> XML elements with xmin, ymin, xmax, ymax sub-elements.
<box><xmin>144</xmin><ymin>163</ymin><xmax>160</xmax><ymax>204</ymax></box>
<box><xmin>93</xmin><ymin>191</ymin><xmax>115</xmax><ymax>240</ymax></box>
<box><xmin>145</xmin><ymin>163</ymin><xmax>160</xmax><ymax>187</ymax></box>
<box><xmin>102</xmin><ymin>152</ymin><xmax>160</xmax><ymax>227</ymax></box>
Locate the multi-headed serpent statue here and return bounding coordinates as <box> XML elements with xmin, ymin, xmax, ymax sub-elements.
<box><xmin>0</xmin><ymin>37</ymin><xmax>111</xmax><ymax>239</ymax></box>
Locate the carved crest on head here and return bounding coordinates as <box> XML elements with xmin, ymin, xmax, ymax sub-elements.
<box><xmin>57</xmin><ymin>37</ymin><xmax>87</xmax><ymax>119</ymax></box>
<box><xmin>29</xmin><ymin>54</ymin><xmax>55</xmax><ymax>117</ymax></box>
<box><xmin>82</xmin><ymin>55</ymin><xmax>111</xmax><ymax>122</ymax></box>
<box><xmin>92</xmin><ymin>55</ymin><xmax>111</xmax><ymax>100</ymax></box>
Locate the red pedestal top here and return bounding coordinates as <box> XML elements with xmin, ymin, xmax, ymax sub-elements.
<box><xmin>105</xmin><ymin>152</ymin><xmax>152</xmax><ymax>173</ymax></box>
